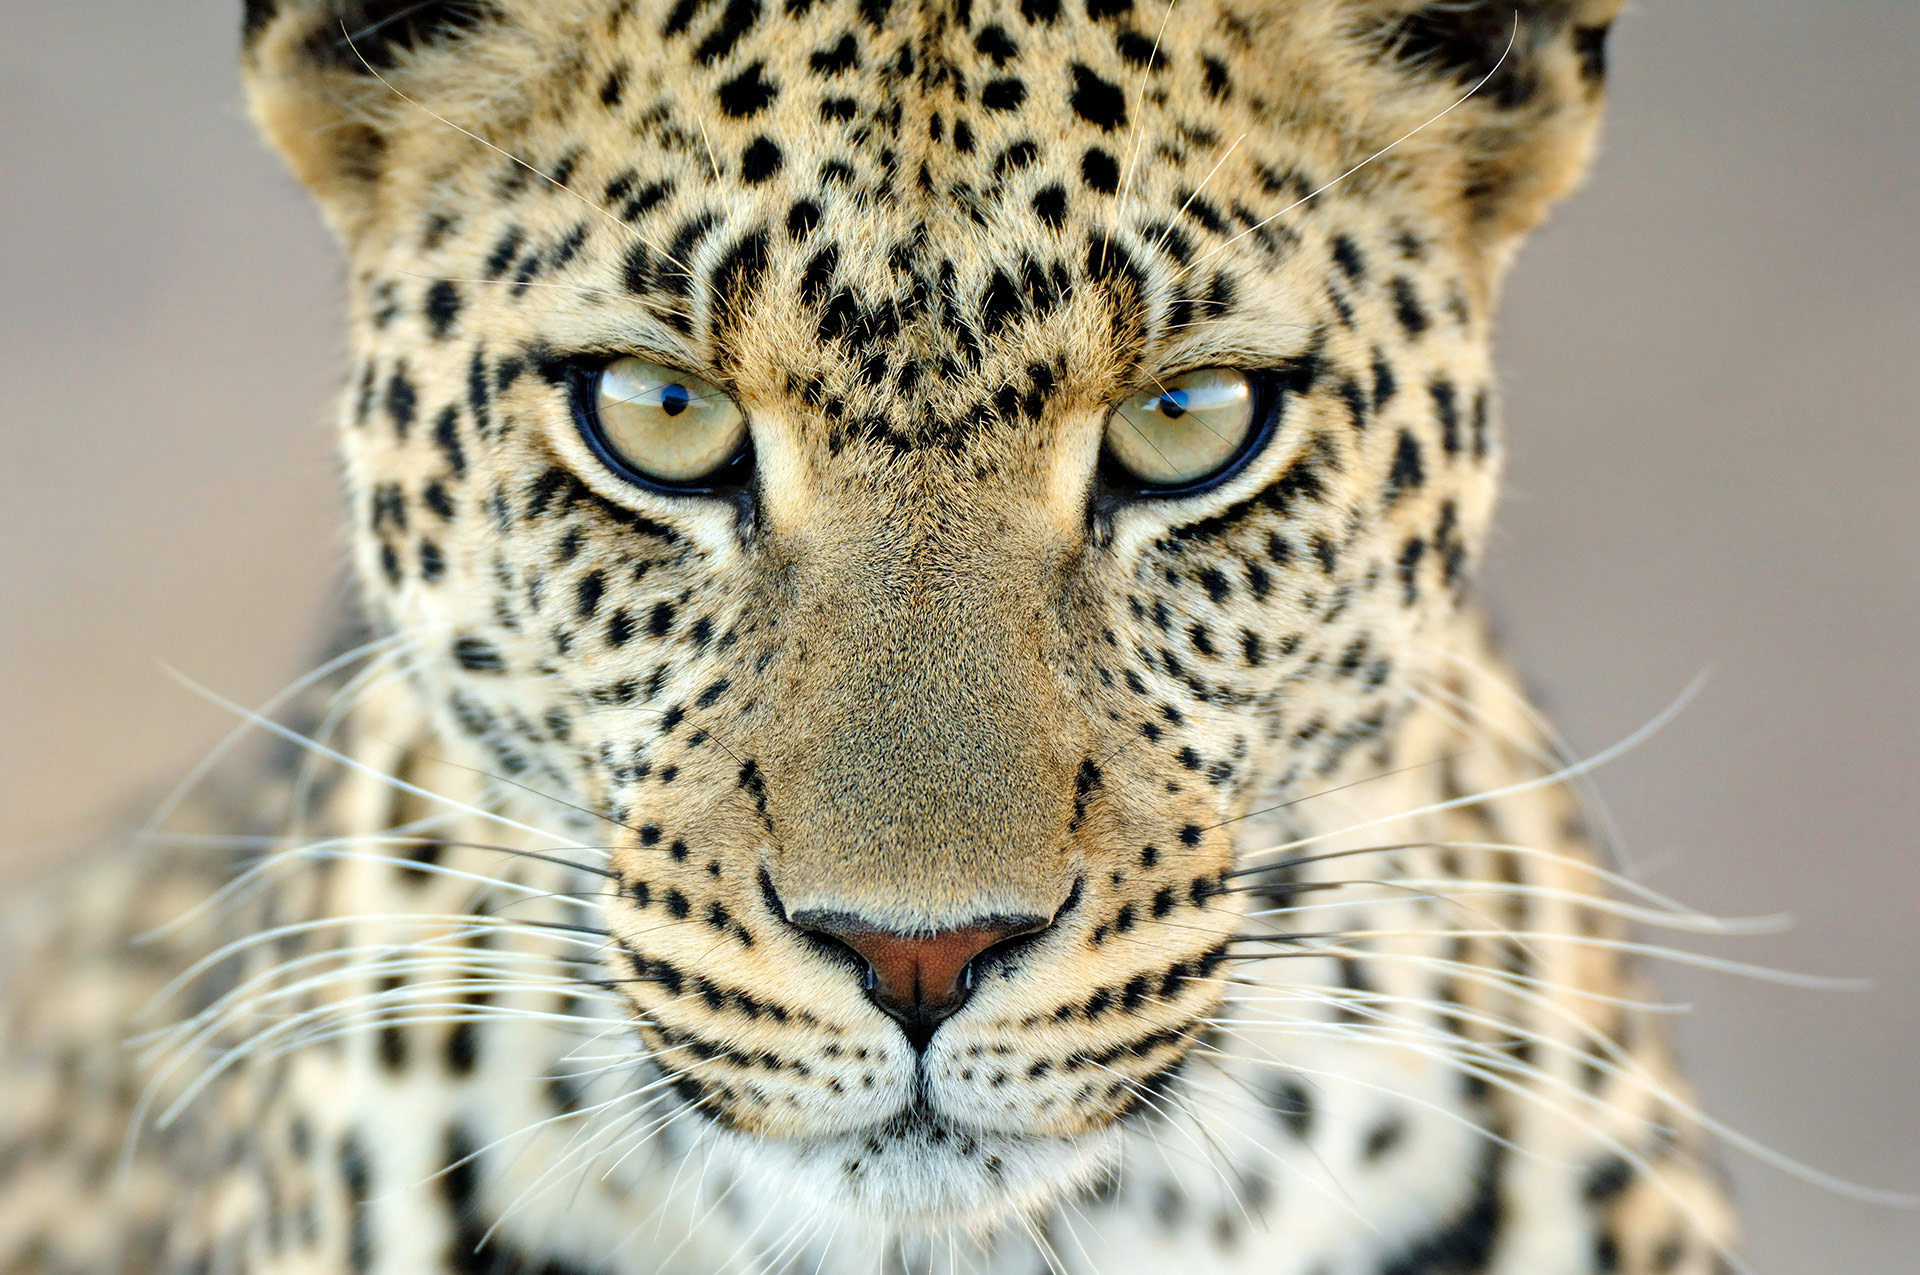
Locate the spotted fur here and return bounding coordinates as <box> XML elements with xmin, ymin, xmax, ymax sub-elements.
<box><xmin>2</xmin><ymin>1</ymin><xmax>1740</xmax><ymax>1271</ymax></box>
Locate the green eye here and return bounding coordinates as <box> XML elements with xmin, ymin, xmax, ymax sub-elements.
<box><xmin>583</xmin><ymin>356</ymin><xmax>749</xmax><ymax>488</ymax></box>
<box><xmin>1104</xmin><ymin>367</ymin><xmax>1260</xmax><ymax>491</ymax></box>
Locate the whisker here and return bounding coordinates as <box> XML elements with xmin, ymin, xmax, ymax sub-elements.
<box><xmin>1227</xmin><ymin>926</ymin><xmax>1865</xmax><ymax>991</ymax></box>
<box><xmin>160</xmin><ymin>668</ymin><xmax>589</xmax><ymax>850</ymax></box>
<box><xmin>136</xmin><ymin>634</ymin><xmax>407</xmax><ymax>854</ymax></box>
<box><xmin>1235</xmin><ymin>673</ymin><xmax>1709</xmax><ymax>869</ymax></box>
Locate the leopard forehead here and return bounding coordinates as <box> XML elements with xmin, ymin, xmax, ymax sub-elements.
<box><xmin>242</xmin><ymin>0</ymin><xmax>1619</xmax><ymax>1195</ymax></box>
<box><xmin>252</xmin><ymin>0</ymin><xmax>1603</xmax><ymax>401</ymax></box>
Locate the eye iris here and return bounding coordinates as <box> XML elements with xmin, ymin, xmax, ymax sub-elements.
<box><xmin>1104</xmin><ymin>367</ymin><xmax>1259</xmax><ymax>491</ymax></box>
<box><xmin>586</xmin><ymin>357</ymin><xmax>747</xmax><ymax>487</ymax></box>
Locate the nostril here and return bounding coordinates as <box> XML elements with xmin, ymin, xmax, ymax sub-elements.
<box><xmin>763</xmin><ymin>873</ymin><xmax>874</xmax><ymax>981</ymax></box>
<box><xmin>786</xmin><ymin>909</ymin><xmax>1051</xmax><ymax>1046</ymax></box>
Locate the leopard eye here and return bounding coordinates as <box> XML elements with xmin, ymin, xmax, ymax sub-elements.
<box><xmin>580</xmin><ymin>356</ymin><xmax>749</xmax><ymax>489</ymax></box>
<box><xmin>1103</xmin><ymin>367</ymin><xmax>1260</xmax><ymax>492</ymax></box>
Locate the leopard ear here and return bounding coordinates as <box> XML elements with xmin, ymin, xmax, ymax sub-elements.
<box><xmin>1344</xmin><ymin>0</ymin><xmax>1625</xmax><ymax>244</ymax></box>
<box><xmin>240</xmin><ymin>2</ymin><xmax>509</xmax><ymax>234</ymax></box>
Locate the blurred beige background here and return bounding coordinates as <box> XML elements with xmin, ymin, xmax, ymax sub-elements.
<box><xmin>2</xmin><ymin>1</ymin><xmax>1915</xmax><ymax>1268</ymax></box>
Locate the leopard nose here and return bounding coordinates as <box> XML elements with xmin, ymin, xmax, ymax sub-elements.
<box><xmin>789</xmin><ymin>911</ymin><xmax>1050</xmax><ymax>1048</ymax></box>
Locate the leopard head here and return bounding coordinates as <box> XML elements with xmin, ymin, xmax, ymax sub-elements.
<box><xmin>244</xmin><ymin>0</ymin><xmax>1619</xmax><ymax>1232</ymax></box>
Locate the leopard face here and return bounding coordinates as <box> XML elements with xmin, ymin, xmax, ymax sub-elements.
<box><xmin>244</xmin><ymin>0</ymin><xmax>1617</xmax><ymax>1233</ymax></box>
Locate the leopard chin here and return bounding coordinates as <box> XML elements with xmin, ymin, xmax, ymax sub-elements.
<box><xmin>717</xmin><ymin>1105</ymin><xmax>1119</xmax><ymax>1234</ymax></box>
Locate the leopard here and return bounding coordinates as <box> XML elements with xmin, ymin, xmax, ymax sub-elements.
<box><xmin>0</xmin><ymin>0</ymin><xmax>1749</xmax><ymax>1271</ymax></box>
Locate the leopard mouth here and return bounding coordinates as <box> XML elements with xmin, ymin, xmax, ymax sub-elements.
<box><xmin>716</xmin><ymin>1099</ymin><xmax>1119</xmax><ymax>1233</ymax></box>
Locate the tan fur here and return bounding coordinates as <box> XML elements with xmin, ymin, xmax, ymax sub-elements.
<box><xmin>2</xmin><ymin>1</ymin><xmax>1743</xmax><ymax>1271</ymax></box>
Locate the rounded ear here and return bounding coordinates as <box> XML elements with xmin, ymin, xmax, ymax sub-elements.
<box><xmin>240</xmin><ymin>1</ymin><xmax>506</xmax><ymax>234</ymax></box>
<box><xmin>1350</xmin><ymin>0</ymin><xmax>1625</xmax><ymax>243</ymax></box>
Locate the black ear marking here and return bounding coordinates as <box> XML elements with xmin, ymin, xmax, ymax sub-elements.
<box><xmin>245</xmin><ymin>0</ymin><xmax>503</xmax><ymax>71</ymax></box>
<box><xmin>1376</xmin><ymin>1</ymin><xmax>1607</xmax><ymax>109</ymax></box>
<box><xmin>243</xmin><ymin>0</ymin><xmax>282</xmax><ymax>41</ymax></box>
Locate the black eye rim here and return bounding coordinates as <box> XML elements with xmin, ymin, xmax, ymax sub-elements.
<box><xmin>1098</xmin><ymin>366</ymin><xmax>1287</xmax><ymax>500</ymax></box>
<box><xmin>564</xmin><ymin>356</ymin><xmax>755</xmax><ymax>496</ymax></box>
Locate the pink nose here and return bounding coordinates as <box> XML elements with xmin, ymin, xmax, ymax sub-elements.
<box><xmin>792</xmin><ymin>913</ymin><xmax>1048</xmax><ymax>1045</ymax></box>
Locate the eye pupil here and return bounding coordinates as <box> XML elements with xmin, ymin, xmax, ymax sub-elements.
<box><xmin>659</xmin><ymin>383</ymin><xmax>691</xmax><ymax>417</ymax></box>
<box><xmin>1157</xmin><ymin>390</ymin><xmax>1189</xmax><ymax>421</ymax></box>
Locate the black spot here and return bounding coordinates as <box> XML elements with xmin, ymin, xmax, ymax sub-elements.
<box><xmin>801</xmin><ymin>244</ymin><xmax>839</xmax><ymax>306</ymax></box>
<box><xmin>444</xmin><ymin>1020</ymin><xmax>476</xmax><ymax>1075</ymax></box>
<box><xmin>663</xmin><ymin>0</ymin><xmax>715</xmax><ymax>38</ymax></box>
<box><xmin>575</xmin><ymin>572</ymin><xmax>604</xmax><ymax>619</ymax></box>
<box><xmin>1431</xmin><ymin>378</ymin><xmax>1461</xmax><ymax>455</ymax></box>
<box><xmin>622</xmin><ymin>240</ymin><xmax>655</xmax><ymax>293</ymax></box>
<box><xmin>981</xmin><ymin>269</ymin><xmax>1023</xmax><ymax>336</ymax></box>
<box><xmin>452</xmin><ymin>637</ymin><xmax>504</xmax><ymax>673</ymax></box>
<box><xmin>660</xmin><ymin>211</ymin><xmax>719</xmax><ymax>295</ymax></box>
<box><xmin>1332</xmin><ymin>235</ymin><xmax>1366</xmax><ymax>283</ymax></box>
<box><xmin>1081</xmin><ymin>147</ymin><xmax>1119</xmax><ymax>193</ymax></box>
<box><xmin>810</xmin><ymin>33</ymin><xmax>859</xmax><ymax>74</ymax></box>
<box><xmin>1115</xmin><ymin>32</ymin><xmax>1164</xmax><ymax>69</ymax></box>
<box><xmin>787</xmin><ymin>198</ymin><xmax>822</xmax><ymax>238</ymax></box>
<box><xmin>1391</xmin><ymin>276</ymin><xmax>1429</xmax><ymax>339</ymax></box>
<box><xmin>975</xmin><ymin>24</ymin><xmax>1019</xmax><ymax>64</ymax></box>
<box><xmin>600</xmin><ymin>66</ymin><xmax>629</xmax><ymax>106</ymax></box>
<box><xmin>1372</xmin><ymin>349</ymin><xmax>1398</xmax><ymax>411</ymax></box>
<box><xmin>1388</xmin><ymin>430</ymin><xmax>1425</xmax><ymax>497</ymax></box>
<box><xmin>718</xmin><ymin>61</ymin><xmax>779</xmax><ymax>116</ymax></box>
<box><xmin>993</xmin><ymin>139</ymin><xmax>1039</xmax><ymax>177</ymax></box>
<box><xmin>618</xmin><ymin>180</ymin><xmax>672</xmax><ymax>223</ymax></box>
<box><xmin>740</xmin><ymin>135</ymin><xmax>784</xmax><ymax>183</ymax></box>
<box><xmin>385</xmin><ymin>367</ymin><xmax>418</xmax><ymax>436</ymax></box>
<box><xmin>694</xmin><ymin>0</ymin><xmax>762</xmax><ymax>63</ymax></box>
<box><xmin>710</xmin><ymin>223</ymin><xmax>771</xmax><ymax>323</ymax></box>
<box><xmin>1340</xmin><ymin>378</ymin><xmax>1368</xmax><ymax>432</ymax></box>
<box><xmin>1268</xmin><ymin>1078</ymin><xmax>1315</xmax><ymax>1139</ymax></box>
<box><xmin>433</xmin><ymin>405</ymin><xmax>466</xmax><ymax>477</ymax></box>
<box><xmin>981</xmin><ymin>77</ymin><xmax>1028</xmax><ymax>111</ymax></box>
<box><xmin>424</xmin><ymin>280</ymin><xmax>463</xmax><ymax>338</ymax></box>
<box><xmin>339</xmin><ymin>1134</ymin><xmax>373</xmax><ymax>1273</ymax></box>
<box><xmin>1397</xmin><ymin>537</ymin><xmax>1427</xmax><ymax>605</ymax></box>
<box><xmin>1068</xmin><ymin>64</ymin><xmax>1127</xmax><ymax>131</ymax></box>
<box><xmin>1584</xmin><ymin>1156</ymin><xmax>1634</xmax><ymax>1204</ymax></box>
<box><xmin>1020</xmin><ymin>0</ymin><xmax>1060</xmax><ymax>22</ymax></box>
<box><xmin>1363</xmin><ymin>1114</ymin><xmax>1407</xmax><ymax>1162</ymax></box>
<box><xmin>1084</xmin><ymin>0</ymin><xmax>1129</xmax><ymax>19</ymax></box>
<box><xmin>483</xmin><ymin>228</ymin><xmax>523</xmax><ymax>279</ymax></box>
<box><xmin>1201</xmin><ymin>54</ymin><xmax>1230</xmax><ymax>99</ymax></box>
<box><xmin>1031</xmin><ymin>184</ymin><xmax>1068</xmax><ymax>229</ymax></box>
